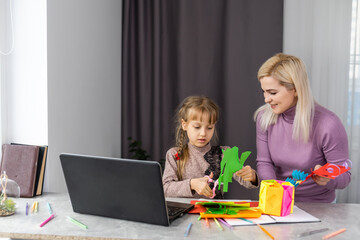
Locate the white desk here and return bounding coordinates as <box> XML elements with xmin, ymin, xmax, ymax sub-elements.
<box><xmin>0</xmin><ymin>193</ymin><xmax>358</xmax><ymax>239</ymax></box>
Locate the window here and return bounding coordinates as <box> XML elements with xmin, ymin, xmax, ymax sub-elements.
<box><xmin>349</xmin><ymin>0</ymin><xmax>360</xmax><ymax>157</ymax></box>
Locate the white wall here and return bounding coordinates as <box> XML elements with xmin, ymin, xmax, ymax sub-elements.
<box><xmin>283</xmin><ymin>0</ymin><xmax>352</xmax><ymax>122</ymax></box>
<box><xmin>47</xmin><ymin>0</ymin><xmax>122</xmax><ymax>192</ymax></box>
<box><xmin>1</xmin><ymin>0</ymin><xmax>48</xmax><ymax>146</ymax></box>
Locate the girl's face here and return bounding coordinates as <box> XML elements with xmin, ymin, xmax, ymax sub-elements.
<box><xmin>260</xmin><ymin>76</ymin><xmax>298</xmax><ymax>115</ymax></box>
<box><xmin>182</xmin><ymin>111</ymin><xmax>215</xmax><ymax>148</ymax></box>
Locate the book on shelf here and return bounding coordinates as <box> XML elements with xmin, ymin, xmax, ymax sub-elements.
<box><xmin>0</xmin><ymin>143</ymin><xmax>48</xmax><ymax>197</ymax></box>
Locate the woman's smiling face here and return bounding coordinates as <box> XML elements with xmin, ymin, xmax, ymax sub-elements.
<box><xmin>260</xmin><ymin>76</ymin><xmax>298</xmax><ymax>114</ymax></box>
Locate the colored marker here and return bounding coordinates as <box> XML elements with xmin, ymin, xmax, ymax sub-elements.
<box><xmin>322</xmin><ymin>228</ymin><xmax>346</xmax><ymax>240</ymax></box>
<box><xmin>205</xmin><ymin>217</ymin><xmax>210</xmax><ymax>228</ymax></box>
<box><xmin>184</xmin><ymin>222</ymin><xmax>192</xmax><ymax>237</ymax></box>
<box><xmin>213</xmin><ymin>218</ymin><xmax>223</xmax><ymax>231</ymax></box>
<box><xmin>67</xmin><ymin>216</ymin><xmax>88</xmax><ymax>229</ymax></box>
<box><xmin>239</xmin><ymin>218</ymin><xmax>274</xmax><ymax>239</ymax></box>
<box><xmin>40</xmin><ymin>214</ymin><xmax>55</xmax><ymax>227</ymax></box>
<box><xmin>297</xmin><ymin>228</ymin><xmax>329</xmax><ymax>238</ymax></box>
<box><xmin>47</xmin><ymin>202</ymin><xmax>53</xmax><ymax>214</ymax></box>
<box><xmin>257</xmin><ymin>223</ymin><xmax>275</xmax><ymax>240</ymax></box>
<box><xmin>239</xmin><ymin>217</ymin><xmax>253</xmax><ymax>224</ymax></box>
<box><xmin>31</xmin><ymin>202</ymin><xmax>36</xmax><ymax>213</ymax></box>
<box><xmin>218</xmin><ymin>218</ymin><xmax>233</xmax><ymax>230</ymax></box>
<box><xmin>25</xmin><ymin>202</ymin><xmax>29</xmax><ymax>216</ymax></box>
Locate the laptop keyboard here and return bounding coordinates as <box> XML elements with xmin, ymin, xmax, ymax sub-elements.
<box><xmin>167</xmin><ymin>206</ymin><xmax>185</xmax><ymax>217</ymax></box>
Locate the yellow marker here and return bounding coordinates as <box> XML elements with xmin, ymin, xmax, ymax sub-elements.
<box><xmin>31</xmin><ymin>202</ymin><xmax>36</xmax><ymax>213</ymax></box>
<box><xmin>213</xmin><ymin>218</ymin><xmax>223</xmax><ymax>231</ymax></box>
<box><xmin>35</xmin><ymin>201</ymin><xmax>39</xmax><ymax>212</ymax></box>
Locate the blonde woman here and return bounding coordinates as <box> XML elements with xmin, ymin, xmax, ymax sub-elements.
<box><xmin>163</xmin><ymin>95</ymin><xmax>258</xmax><ymax>199</ymax></box>
<box><xmin>254</xmin><ymin>53</ymin><xmax>351</xmax><ymax>202</ymax></box>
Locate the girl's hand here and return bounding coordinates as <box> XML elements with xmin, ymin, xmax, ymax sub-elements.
<box><xmin>190</xmin><ymin>172</ymin><xmax>213</xmax><ymax>198</ymax></box>
<box><xmin>312</xmin><ymin>165</ymin><xmax>331</xmax><ymax>186</ymax></box>
<box><xmin>235</xmin><ymin>165</ymin><xmax>256</xmax><ymax>182</ymax></box>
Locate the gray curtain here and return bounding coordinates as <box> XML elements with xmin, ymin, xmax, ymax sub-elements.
<box><xmin>122</xmin><ymin>0</ymin><xmax>283</xmax><ymax>199</ymax></box>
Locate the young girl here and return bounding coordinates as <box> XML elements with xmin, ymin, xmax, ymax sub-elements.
<box><xmin>162</xmin><ymin>95</ymin><xmax>258</xmax><ymax>199</ymax></box>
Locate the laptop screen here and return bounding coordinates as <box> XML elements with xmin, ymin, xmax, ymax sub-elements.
<box><xmin>60</xmin><ymin>153</ymin><xmax>170</xmax><ymax>226</ymax></box>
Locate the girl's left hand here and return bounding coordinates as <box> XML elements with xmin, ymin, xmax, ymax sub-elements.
<box><xmin>312</xmin><ymin>164</ymin><xmax>331</xmax><ymax>186</ymax></box>
<box><xmin>235</xmin><ymin>165</ymin><xmax>256</xmax><ymax>182</ymax></box>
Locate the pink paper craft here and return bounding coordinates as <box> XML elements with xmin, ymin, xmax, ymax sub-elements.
<box><xmin>278</xmin><ymin>181</ymin><xmax>294</xmax><ymax>216</ymax></box>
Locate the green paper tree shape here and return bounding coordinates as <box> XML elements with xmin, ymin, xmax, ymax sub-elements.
<box><xmin>218</xmin><ymin>147</ymin><xmax>251</xmax><ymax>192</ymax></box>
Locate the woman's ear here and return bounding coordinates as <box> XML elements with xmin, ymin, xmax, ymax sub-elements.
<box><xmin>181</xmin><ymin>119</ymin><xmax>187</xmax><ymax>131</ymax></box>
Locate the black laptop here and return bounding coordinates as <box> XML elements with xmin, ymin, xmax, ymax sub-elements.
<box><xmin>60</xmin><ymin>153</ymin><xmax>194</xmax><ymax>226</ymax></box>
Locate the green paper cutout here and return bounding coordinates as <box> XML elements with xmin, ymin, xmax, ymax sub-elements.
<box><xmin>198</xmin><ymin>201</ymin><xmax>251</xmax><ymax>215</ymax></box>
<box><xmin>218</xmin><ymin>147</ymin><xmax>251</xmax><ymax>192</ymax></box>
<box><xmin>205</xmin><ymin>207</ymin><xmax>239</xmax><ymax>215</ymax></box>
<box><xmin>239</xmin><ymin>151</ymin><xmax>251</xmax><ymax>168</ymax></box>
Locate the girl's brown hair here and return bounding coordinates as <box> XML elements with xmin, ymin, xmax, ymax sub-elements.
<box><xmin>174</xmin><ymin>96</ymin><xmax>219</xmax><ymax>180</ymax></box>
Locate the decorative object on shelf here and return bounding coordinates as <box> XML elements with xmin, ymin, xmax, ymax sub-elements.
<box><xmin>0</xmin><ymin>171</ymin><xmax>20</xmax><ymax>216</ymax></box>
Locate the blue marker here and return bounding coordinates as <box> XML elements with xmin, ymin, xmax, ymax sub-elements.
<box><xmin>47</xmin><ymin>202</ymin><xmax>53</xmax><ymax>214</ymax></box>
<box><xmin>184</xmin><ymin>222</ymin><xmax>192</xmax><ymax>237</ymax></box>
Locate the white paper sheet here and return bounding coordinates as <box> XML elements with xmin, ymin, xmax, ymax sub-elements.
<box><xmin>225</xmin><ymin>206</ymin><xmax>320</xmax><ymax>226</ymax></box>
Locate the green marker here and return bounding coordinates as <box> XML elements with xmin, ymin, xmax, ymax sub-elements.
<box><xmin>67</xmin><ymin>216</ymin><xmax>88</xmax><ymax>229</ymax></box>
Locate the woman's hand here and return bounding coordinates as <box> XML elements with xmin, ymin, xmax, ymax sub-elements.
<box><xmin>235</xmin><ymin>165</ymin><xmax>257</xmax><ymax>182</ymax></box>
<box><xmin>190</xmin><ymin>172</ymin><xmax>213</xmax><ymax>197</ymax></box>
<box><xmin>312</xmin><ymin>165</ymin><xmax>331</xmax><ymax>186</ymax></box>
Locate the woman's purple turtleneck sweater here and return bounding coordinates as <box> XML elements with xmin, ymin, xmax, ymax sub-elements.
<box><xmin>256</xmin><ymin>104</ymin><xmax>351</xmax><ymax>202</ymax></box>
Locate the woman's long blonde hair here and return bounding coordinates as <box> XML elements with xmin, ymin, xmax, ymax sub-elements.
<box><xmin>254</xmin><ymin>53</ymin><xmax>315</xmax><ymax>142</ymax></box>
<box><xmin>174</xmin><ymin>96</ymin><xmax>219</xmax><ymax>180</ymax></box>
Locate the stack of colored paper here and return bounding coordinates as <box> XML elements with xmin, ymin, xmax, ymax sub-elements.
<box><xmin>190</xmin><ymin>201</ymin><xmax>262</xmax><ymax>219</ymax></box>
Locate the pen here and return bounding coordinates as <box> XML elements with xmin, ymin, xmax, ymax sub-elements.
<box><xmin>322</xmin><ymin>228</ymin><xmax>346</xmax><ymax>240</ymax></box>
<box><xmin>184</xmin><ymin>222</ymin><xmax>192</xmax><ymax>237</ymax></box>
<box><xmin>297</xmin><ymin>227</ymin><xmax>329</xmax><ymax>237</ymax></box>
<box><xmin>217</xmin><ymin>218</ymin><xmax>233</xmax><ymax>230</ymax></box>
<box><xmin>67</xmin><ymin>216</ymin><xmax>88</xmax><ymax>229</ymax></box>
<box><xmin>47</xmin><ymin>202</ymin><xmax>53</xmax><ymax>214</ymax></box>
<box><xmin>40</xmin><ymin>214</ymin><xmax>55</xmax><ymax>227</ymax></box>
<box><xmin>213</xmin><ymin>218</ymin><xmax>223</xmax><ymax>231</ymax></box>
